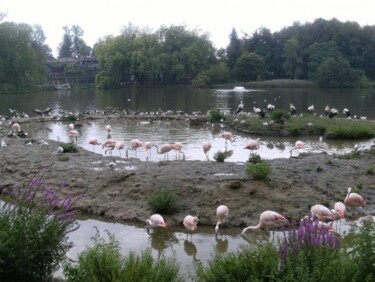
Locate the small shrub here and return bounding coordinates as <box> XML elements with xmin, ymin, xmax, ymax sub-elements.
<box><xmin>148</xmin><ymin>187</ymin><xmax>177</xmax><ymax>214</ymax></box>
<box><xmin>64</xmin><ymin>228</ymin><xmax>183</xmax><ymax>282</ymax></box>
<box><xmin>270</xmin><ymin>109</ymin><xmax>290</xmax><ymax>123</ymax></box>
<box><xmin>0</xmin><ymin>169</ymin><xmax>82</xmax><ymax>281</ymax></box>
<box><xmin>366</xmin><ymin>164</ymin><xmax>375</xmax><ymax>174</ymax></box>
<box><xmin>316</xmin><ymin>166</ymin><xmax>323</xmax><ymax>172</ymax></box>
<box><xmin>209</xmin><ymin>109</ymin><xmax>225</xmax><ymax>123</ymax></box>
<box><xmin>248</xmin><ymin>154</ymin><xmax>262</xmax><ymax>164</ymax></box>
<box><xmin>66</xmin><ymin>114</ymin><xmax>78</xmax><ymax>121</ymax></box>
<box><xmin>61</xmin><ymin>142</ymin><xmax>78</xmax><ymax>153</ymax></box>
<box><xmin>246</xmin><ymin>162</ymin><xmax>271</xmax><ymax>180</ymax></box>
<box><xmin>213</xmin><ymin>151</ymin><xmax>227</xmax><ymax>162</ymax></box>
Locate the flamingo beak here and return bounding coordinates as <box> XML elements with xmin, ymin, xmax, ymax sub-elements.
<box><xmin>163</xmin><ymin>222</ymin><xmax>168</xmax><ymax>228</ymax></box>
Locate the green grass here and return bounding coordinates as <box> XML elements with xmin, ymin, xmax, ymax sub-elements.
<box><xmin>246</xmin><ymin>162</ymin><xmax>271</xmax><ymax>180</ymax></box>
<box><xmin>148</xmin><ymin>187</ymin><xmax>178</xmax><ymax>214</ymax></box>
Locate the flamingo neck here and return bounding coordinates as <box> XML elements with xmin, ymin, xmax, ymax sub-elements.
<box><xmin>242</xmin><ymin>223</ymin><xmax>262</xmax><ymax>233</ymax></box>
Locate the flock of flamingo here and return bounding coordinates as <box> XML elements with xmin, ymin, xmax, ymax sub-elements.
<box><xmin>146</xmin><ymin>186</ymin><xmax>367</xmax><ymax>240</ymax></box>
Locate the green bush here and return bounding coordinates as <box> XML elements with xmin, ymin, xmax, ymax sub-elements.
<box><xmin>248</xmin><ymin>154</ymin><xmax>262</xmax><ymax>164</ymax></box>
<box><xmin>209</xmin><ymin>109</ymin><xmax>225</xmax><ymax>123</ymax></box>
<box><xmin>64</xmin><ymin>228</ymin><xmax>183</xmax><ymax>282</ymax></box>
<box><xmin>246</xmin><ymin>162</ymin><xmax>271</xmax><ymax>180</ymax></box>
<box><xmin>0</xmin><ymin>169</ymin><xmax>81</xmax><ymax>281</ymax></box>
<box><xmin>325</xmin><ymin>122</ymin><xmax>375</xmax><ymax>139</ymax></box>
<box><xmin>213</xmin><ymin>150</ymin><xmax>227</xmax><ymax>162</ymax></box>
<box><xmin>148</xmin><ymin>188</ymin><xmax>177</xmax><ymax>214</ymax></box>
<box><xmin>270</xmin><ymin>109</ymin><xmax>290</xmax><ymax>123</ymax></box>
<box><xmin>61</xmin><ymin>142</ymin><xmax>78</xmax><ymax>153</ymax></box>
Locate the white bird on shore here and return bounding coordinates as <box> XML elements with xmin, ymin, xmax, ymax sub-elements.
<box><xmin>1</xmin><ymin>139</ymin><xmax>7</xmax><ymax>147</ymax></box>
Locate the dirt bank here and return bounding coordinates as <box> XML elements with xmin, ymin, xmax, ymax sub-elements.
<box><xmin>1</xmin><ymin>118</ymin><xmax>374</xmax><ymax>228</ymax></box>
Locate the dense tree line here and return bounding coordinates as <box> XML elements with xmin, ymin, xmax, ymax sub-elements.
<box><xmin>1</xmin><ymin>14</ymin><xmax>375</xmax><ymax>92</ymax></box>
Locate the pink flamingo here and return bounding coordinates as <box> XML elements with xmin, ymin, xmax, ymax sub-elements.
<box><xmin>333</xmin><ymin>201</ymin><xmax>346</xmax><ymax>219</ymax></box>
<box><xmin>144</xmin><ymin>141</ymin><xmax>157</xmax><ymax>160</ymax></box>
<box><xmin>171</xmin><ymin>142</ymin><xmax>184</xmax><ymax>160</ymax></box>
<box><xmin>344</xmin><ymin>187</ymin><xmax>367</xmax><ymax>216</ymax></box>
<box><xmin>310</xmin><ymin>204</ymin><xmax>336</xmax><ymax>222</ymax></box>
<box><xmin>126</xmin><ymin>139</ymin><xmax>144</xmax><ymax>158</ymax></box>
<box><xmin>215</xmin><ymin>205</ymin><xmax>229</xmax><ymax>235</ymax></box>
<box><xmin>300</xmin><ymin>216</ymin><xmax>338</xmax><ymax>234</ymax></box>
<box><xmin>68</xmin><ymin>129</ymin><xmax>79</xmax><ymax>145</ymax></box>
<box><xmin>183</xmin><ymin>215</ymin><xmax>199</xmax><ymax>240</ymax></box>
<box><xmin>241</xmin><ymin>210</ymin><xmax>288</xmax><ymax>234</ymax></box>
<box><xmin>202</xmin><ymin>141</ymin><xmax>212</xmax><ymax>161</ymax></box>
<box><xmin>105</xmin><ymin>124</ymin><xmax>112</xmax><ymax>137</ymax></box>
<box><xmin>102</xmin><ymin>139</ymin><xmax>117</xmax><ymax>156</ymax></box>
<box><xmin>146</xmin><ymin>214</ymin><xmax>168</xmax><ymax>229</ymax></box>
<box><xmin>244</xmin><ymin>138</ymin><xmax>260</xmax><ymax>157</ymax></box>
<box><xmin>155</xmin><ymin>143</ymin><xmax>173</xmax><ymax>160</ymax></box>
<box><xmin>218</xmin><ymin>131</ymin><xmax>233</xmax><ymax>148</ymax></box>
<box><xmin>88</xmin><ymin>137</ymin><xmax>101</xmax><ymax>151</ymax></box>
<box><xmin>68</xmin><ymin>123</ymin><xmax>75</xmax><ymax>130</ymax></box>
<box><xmin>115</xmin><ymin>140</ymin><xmax>125</xmax><ymax>156</ymax></box>
<box><xmin>10</xmin><ymin>122</ymin><xmax>21</xmax><ymax>133</ymax></box>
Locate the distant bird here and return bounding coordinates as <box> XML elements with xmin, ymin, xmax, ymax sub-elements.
<box><xmin>253</xmin><ymin>107</ymin><xmax>266</xmax><ymax>118</ymax></box>
<box><xmin>236</xmin><ymin>100</ymin><xmax>244</xmax><ymax>114</ymax></box>
<box><xmin>290</xmin><ymin>140</ymin><xmax>304</xmax><ymax>156</ymax></box>
<box><xmin>115</xmin><ymin>140</ymin><xmax>125</xmax><ymax>156</ymax></box>
<box><xmin>289</xmin><ymin>104</ymin><xmax>297</xmax><ymax>116</ymax></box>
<box><xmin>218</xmin><ymin>131</ymin><xmax>233</xmax><ymax>148</ymax></box>
<box><xmin>244</xmin><ymin>138</ymin><xmax>260</xmax><ymax>157</ymax></box>
<box><xmin>126</xmin><ymin>139</ymin><xmax>143</xmax><ymax>158</ymax></box>
<box><xmin>88</xmin><ymin>137</ymin><xmax>101</xmax><ymax>151</ymax></box>
<box><xmin>68</xmin><ymin>129</ymin><xmax>79</xmax><ymax>145</ymax></box>
<box><xmin>343</xmin><ymin>108</ymin><xmax>351</xmax><ymax>118</ymax></box>
<box><xmin>328</xmin><ymin>108</ymin><xmax>338</xmax><ymax>118</ymax></box>
<box><xmin>146</xmin><ymin>214</ymin><xmax>167</xmax><ymax>229</ymax></box>
<box><xmin>155</xmin><ymin>143</ymin><xmax>173</xmax><ymax>160</ymax></box>
<box><xmin>55</xmin><ymin>146</ymin><xmax>64</xmax><ymax>154</ymax></box>
<box><xmin>102</xmin><ymin>139</ymin><xmax>117</xmax><ymax>155</ymax></box>
<box><xmin>202</xmin><ymin>141</ymin><xmax>212</xmax><ymax>161</ymax></box>
<box><xmin>242</xmin><ymin>211</ymin><xmax>288</xmax><ymax>234</ymax></box>
<box><xmin>144</xmin><ymin>141</ymin><xmax>157</xmax><ymax>160</ymax></box>
<box><xmin>183</xmin><ymin>215</ymin><xmax>199</xmax><ymax>240</ymax></box>
<box><xmin>310</xmin><ymin>204</ymin><xmax>336</xmax><ymax>222</ymax></box>
<box><xmin>333</xmin><ymin>201</ymin><xmax>346</xmax><ymax>219</ymax></box>
<box><xmin>215</xmin><ymin>205</ymin><xmax>229</xmax><ymax>235</ymax></box>
<box><xmin>10</xmin><ymin>122</ymin><xmax>21</xmax><ymax>133</ymax></box>
<box><xmin>324</xmin><ymin>105</ymin><xmax>330</xmax><ymax>116</ymax></box>
<box><xmin>307</xmin><ymin>105</ymin><xmax>315</xmax><ymax>114</ymax></box>
<box><xmin>68</xmin><ymin>123</ymin><xmax>75</xmax><ymax>130</ymax></box>
<box><xmin>107</xmin><ymin>161</ymin><xmax>116</xmax><ymax>170</ymax></box>
<box><xmin>267</xmin><ymin>104</ymin><xmax>275</xmax><ymax>112</ymax></box>
<box><xmin>300</xmin><ymin>216</ymin><xmax>338</xmax><ymax>234</ymax></box>
<box><xmin>344</xmin><ymin>187</ymin><xmax>367</xmax><ymax>214</ymax></box>
<box><xmin>1</xmin><ymin>139</ymin><xmax>7</xmax><ymax>147</ymax></box>
<box><xmin>33</xmin><ymin>107</ymin><xmax>52</xmax><ymax>116</ymax></box>
<box><xmin>105</xmin><ymin>124</ymin><xmax>112</xmax><ymax>137</ymax></box>
<box><xmin>171</xmin><ymin>142</ymin><xmax>184</xmax><ymax>160</ymax></box>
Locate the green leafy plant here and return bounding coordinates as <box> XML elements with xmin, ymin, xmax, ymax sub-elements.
<box><xmin>246</xmin><ymin>162</ymin><xmax>271</xmax><ymax>180</ymax></box>
<box><xmin>213</xmin><ymin>151</ymin><xmax>228</xmax><ymax>162</ymax></box>
<box><xmin>0</xmin><ymin>169</ymin><xmax>82</xmax><ymax>281</ymax></box>
<box><xmin>209</xmin><ymin>109</ymin><xmax>225</xmax><ymax>123</ymax></box>
<box><xmin>148</xmin><ymin>187</ymin><xmax>177</xmax><ymax>214</ymax></box>
<box><xmin>270</xmin><ymin>109</ymin><xmax>290</xmax><ymax>123</ymax></box>
<box><xmin>248</xmin><ymin>154</ymin><xmax>262</xmax><ymax>164</ymax></box>
<box><xmin>61</xmin><ymin>142</ymin><xmax>78</xmax><ymax>153</ymax></box>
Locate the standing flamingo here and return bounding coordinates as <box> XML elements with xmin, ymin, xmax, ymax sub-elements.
<box><xmin>202</xmin><ymin>141</ymin><xmax>212</xmax><ymax>161</ymax></box>
<box><xmin>102</xmin><ymin>139</ymin><xmax>117</xmax><ymax>156</ymax></box>
<box><xmin>290</xmin><ymin>140</ymin><xmax>305</xmax><ymax>157</ymax></box>
<box><xmin>183</xmin><ymin>215</ymin><xmax>199</xmax><ymax>241</ymax></box>
<box><xmin>68</xmin><ymin>129</ymin><xmax>79</xmax><ymax>145</ymax></box>
<box><xmin>146</xmin><ymin>214</ymin><xmax>168</xmax><ymax>229</ymax></box>
<box><xmin>241</xmin><ymin>210</ymin><xmax>288</xmax><ymax>234</ymax></box>
<box><xmin>144</xmin><ymin>141</ymin><xmax>157</xmax><ymax>160</ymax></box>
<box><xmin>126</xmin><ymin>139</ymin><xmax>144</xmax><ymax>158</ymax></box>
<box><xmin>171</xmin><ymin>142</ymin><xmax>184</xmax><ymax>160</ymax></box>
<box><xmin>310</xmin><ymin>204</ymin><xmax>336</xmax><ymax>222</ymax></box>
<box><xmin>218</xmin><ymin>131</ymin><xmax>233</xmax><ymax>149</ymax></box>
<box><xmin>68</xmin><ymin>123</ymin><xmax>75</xmax><ymax>130</ymax></box>
<box><xmin>333</xmin><ymin>201</ymin><xmax>346</xmax><ymax>219</ymax></box>
<box><xmin>244</xmin><ymin>138</ymin><xmax>260</xmax><ymax>157</ymax></box>
<box><xmin>10</xmin><ymin>122</ymin><xmax>21</xmax><ymax>133</ymax></box>
<box><xmin>155</xmin><ymin>143</ymin><xmax>173</xmax><ymax>160</ymax></box>
<box><xmin>215</xmin><ymin>205</ymin><xmax>229</xmax><ymax>235</ymax></box>
<box><xmin>115</xmin><ymin>140</ymin><xmax>125</xmax><ymax>156</ymax></box>
<box><xmin>105</xmin><ymin>124</ymin><xmax>112</xmax><ymax>138</ymax></box>
<box><xmin>344</xmin><ymin>187</ymin><xmax>367</xmax><ymax>216</ymax></box>
<box><xmin>88</xmin><ymin>137</ymin><xmax>101</xmax><ymax>151</ymax></box>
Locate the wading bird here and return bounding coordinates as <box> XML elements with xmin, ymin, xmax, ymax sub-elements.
<box><xmin>155</xmin><ymin>143</ymin><xmax>173</xmax><ymax>160</ymax></box>
<box><xmin>68</xmin><ymin>129</ymin><xmax>79</xmax><ymax>145</ymax></box>
<box><xmin>102</xmin><ymin>139</ymin><xmax>117</xmax><ymax>156</ymax></box>
<box><xmin>244</xmin><ymin>138</ymin><xmax>260</xmax><ymax>157</ymax></box>
<box><xmin>310</xmin><ymin>204</ymin><xmax>336</xmax><ymax>222</ymax></box>
<box><xmin>236</xmin><ymin>100</ymin><xmax>244</xmax><ymax>114</ymax></box>
<box><xmin>218</xmin><ymin>131</ymin><xmax>233</xmax><ymax>149</ymax></box>
<box><xmin>183</xmin><ymin>215</ymin><xmax>199</xmax><ymax>241</ymax></box>
<box><xmin>88</xmin><ymin>137</ymin><xmax>101</xmax><ymax>151</ymax></box>
<box><xmin>242</xmin><ymin>210</ymin><xmax>288</xmax><ymax>234</ymax></box>
<box><xmin>171</xmin><ymin>142</ymin><xmax>184</xmax><ymax>160</ymax></box>
<box><xmin>202</xmin><ymin>141</ymin><xmax>212</xmax><ymax>161</ymax></box>
<box><xmin>146</xmin><ymin>214</ymin><xmax>167</xmax><ymax>230</ymax></box>
<box><xmin>144</xmin><ymin>141</ymin><xmax>157</xmax><ymax>160</ymax></box>
<box><xmin>126</xmin><ymin>139</ymin><xmax>143</xmax><ymax>158</ymax></box>
<box><xmin>215</xmin><ymin>205</ymin><xmax>229</xmax><ymax>236</ymax></box>
<box><xmin>344</xmin><ymin>187</ymin><xmax>367</xmax><ymax>216</ymax></box>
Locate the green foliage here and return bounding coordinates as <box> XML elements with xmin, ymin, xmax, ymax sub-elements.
<box><xmin>209</xmin><ymin>109</ymin><xmax>225</xmax><ymax>123</ymax></box>
<box><xmin>366</xmin><ymin>164</ymin><xmax>375</xmax><ymax>174</ymax></box>
<box><xmin>61</xmin><ymin>142</ymin><xmax>78</xmax><ymax>153</ymax></box>
<box><xmin>213</xmin><ymin>151</ymin><xmax>227</xmax><ymax>162</ymax></box>
<box><xmin>195</xmin><ymin>244</ymin><xmax>279</xmax><ymax>282</ymax></box>
<box><xmin>207</xmin><ymin>62</ymin><xmax>230</xmax><ymax>84</ymax></box>
<box><xmin>246</xmin><ymin>162</ymin><xmax>271</xmax><ymax>180</ymax></box>
<box><xmin>325</xmin><ymin>122</ymin><xmax>375</xmax><ymax>139</ymax></box>
<box><xmin>0</xmin><ymin>169</ymin><xmax>80</xmax><ymax>281</ymax></box>
<box><xmin>248</xmin><ymin>154</ymin><xmax>262</xmax><ymax>164</ymax></box>
<box><xmin>148</xmin><ymin>188</ymin><xmax>177</xmax><ymax>214</ymax></box>
<box><xmin>270</xmin><ymin>109</ymin><xmax>291</xmax><ymax>122</ymax></box>
<box><xmin>234</xmin><ymin>52</ymin><xmax>265</xmax><ymax>81</ymax></box>
<box><xmin>192</xmin><ymin>71</ymin><xmax>210</xmax><ymax>88</ymax></box>
<box><xmin>64</xmin><ymin>228</ymin><xmax>183</xmax><ymax>282</ymax></box>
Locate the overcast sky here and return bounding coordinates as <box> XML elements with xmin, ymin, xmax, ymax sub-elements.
<box><xmin>2</xmin><ymin>0</ymin><xmax>375</xmax><ymax>57</ymax></box>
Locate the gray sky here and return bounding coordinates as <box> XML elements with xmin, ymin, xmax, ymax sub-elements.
<box><xmin>2</xmin><ymin>0</ymin><xmax>375</xmax><ymax>56</ymax></box>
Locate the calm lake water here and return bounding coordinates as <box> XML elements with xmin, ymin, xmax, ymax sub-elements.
<box><xmin>1</xmin><ymin>87</ymin><xmax>374</xmax><ymax>280</ymax></box>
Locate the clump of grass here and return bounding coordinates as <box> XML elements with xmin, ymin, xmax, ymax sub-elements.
<box><xmin>209</xmin><ymin>108</ymin><xmax>225</xmax><ymax>123</ymax></box>
<box><xmin>63</xmin><ymin>228</ymin><xmax>183</xmax><ymax>282</ymax></box>
<box><xmin>248</xmin><ymin>154</ymin><xmax>262</xmax><ymax>164</ymax></box>
<box><xmin>66</xmin><ymin>114</ymin><xmax>78</xmax><ymax>121</ymax></box>
<box><xmin>338</xmin><ymin>150</ymin><xmax>361</xmax><ymax>159</ymax></box>
<box><xmin>316</xmin><ymin>166</ymin><xmax>323</xmax><ymax>172</ymax></box>
<box><xmin>213</xmin><ymin>151</ymin><xmax>227</xmax><ymax>162</ymax></box>
<box><xmin>61</xmin><ymin>142</ymin><xmax>78</xmax><ymax>153</ymax></box>
<box><xmin>325</xmin><ymin>122</ymin><xmax>375</xmax><ymax>139</ymax></box>
<box><xmin>246</xmin><ymin>162</ymin><xmax>271</xmax><ymax>180</ymax></box>
<box><xmin>270</xmin><ymin>109</ymin><xmax>290</xmax><ymax>124</ymax></box>
<box><xmin>148</xmin><ymin>187</ymin><xmax>177</xmax><ymax>214</ymax></box>
<box><xmin>366</xmin><ymin>164</ymin><xmax>375</xmax><ymax>174</ymax></box>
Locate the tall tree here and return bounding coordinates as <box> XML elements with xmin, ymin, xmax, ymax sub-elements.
<box><xmin>283</xmin><ymin>36</ymin><xmax>303</xmax><ymax>79</ymax></box>
<box><xmin>58</xmin><ymin>26</ymin><xmax>72</xmax><ymax>58</ymax></box>
<box><xmin>226</xmin><ymin>28</ymin><xmax>242</xmax><ymax>72</ymax></box>
<box><xmin>234</xmin><ymin>52</ymin><xmax>264</xmax><ymax>81</ymax></box>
